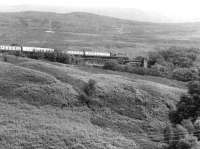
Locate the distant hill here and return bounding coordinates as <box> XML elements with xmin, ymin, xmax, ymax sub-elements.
<box><xmin>0</xmin><ymin>5</ymin><xmax>173</xmax><ymax>23</ymax></box>
<box><xmin>0</xmin><ymin>11</ymin><xmax>200</xmax><ymax>56</ymax></box>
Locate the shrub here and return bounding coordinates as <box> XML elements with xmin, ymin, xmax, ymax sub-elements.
<box><xmin>173</xmin><ymin>56</ymin><xmax>193</xmax><ymax>68</ymax></box>
<box><xmin>145</xmin><ymin>67</ymin><xmax>162</xmax><ymax>76</ymax></box>
<box><xmin>169</xmin><ymin>110</ymin><xmax>183</xmax><ymax>125</ymax></box>
<box><xmin>129</xmin><ymin>67</ymin><xmax>162</xmax><ymax>76</ymax></box>
<box><xmin>172</xmin><ymin>68</ymin><xmax>198</xmax><ymax>82</ymax></box>
<box><xmin>158</xmin><ymin>47</ymin><xmax>196</xmax><ymax>68</ymax></box>
<box><xmin>188</xmin><ymin>81</ymin><xmax>200</xmax><ymax>95</ymax></box>
<box><xmin>176</xmin><ymin>124</ymin><xmax>189</xmax><ymax>139</ymax></box>
<box><xmin>79</xmin><ymin>79</ymin><xmax>97</xmax><ymax>107</ymax></box>
<box><xmin>148</xmin><ymin>51</ymin><xmax>164</xmax><ymax>66</ymax></box>
<box><xmin>148</xmin><ymin>47</ymin><xmax>198</xmax><ymax>73</ymax></box>
<box><xmin>181</xmin><ymin>119</ymin><xmax>195</xmax><ymax>134</ymax></box>
<box><xmin>2</xmin><ymin>54</ymin><xmax>8</xmax><ymax>62</ymax></box>
<box><xmin>176</xmin><ymin>135</ymin><xmax>198</xmax><ymax>149</ymax></box>
<box><xmin>55</xmin><ymin>52</ymin><xmax>73</xmax><ymax>64</ymax></box>
<box><xmin>103</xmin><ymin>60</ymin><xmax>119</xmax><ymax>70</ymax></box>
<box><xmin>3</xmin><ymin>50</ymin><xmax>77</xmax><ymax>65</ymax></box>
<box><xmin>129</xmin><ymin>67</ymin><xmax>146</xmax><ymax>75</ymax></box>
<box><xmin>44</xmin><ymin>52</ymin><xmax>57</xmax><ymax>62</ymax></box>
<box><xmin>167</xmin><ymin>79</ymin><xmax>200</xmax><ymax>149</ymax></box>
<box><xmin>83</xmin><ymin>79</ymin><xmax>96</xmax><ymax>96</ymax></box>
<box><xmin>169</xmin><ymin>81</ymin><xmax>200</xmax><ymax>124</ymax></box>
<box><xmin>176</xmin><ymin>140</ymin><xmax>191</xmax><ymax>149</ymax></box>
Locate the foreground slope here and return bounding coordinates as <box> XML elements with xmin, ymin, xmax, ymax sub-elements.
<box><xmin>0</xmin><ymin>57</ymin><xmax>186</xmax><ymax>149</ymax></box>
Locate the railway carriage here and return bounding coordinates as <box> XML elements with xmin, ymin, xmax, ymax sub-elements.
<box><xmin>0</xmin><ymin>45</ymin><xmax>54</xmax><ymax>53</ymax></box>
<box><xmin>66</xmin><ymin>50</ymin><xmax>84</xmax><ymax>55</ymax></box>
<box><xmin>85</xmin><ymin>51</ymin><xmax>111</xmax><ymax>57</ymax></box>
<box><xmin>66</xmin><ymin>50</ymin><xmax>111</xmax><ymax>57</ymax></box>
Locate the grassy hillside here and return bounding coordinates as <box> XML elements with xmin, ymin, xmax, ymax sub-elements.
<box><xmin>0</xmin><ymin>56</ymin><xmax>186</xmax><ymax>149</ymax></box>
<box><xmin>0</xmin><ymin>11</ymin><xmax>200</xmax><ymax>57</ymax></box>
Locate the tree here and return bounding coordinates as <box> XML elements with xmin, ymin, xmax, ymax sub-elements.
<box><xmin>167</xmin><ymin>80</ymin><xmax>200</xmax><ymax>149</ymax></box>
<box><xmin>172</xmin><ymin>68</ymin><xmax>198</xmax><ymax>82</ymax></box>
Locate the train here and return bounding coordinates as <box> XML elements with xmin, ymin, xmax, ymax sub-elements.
<box><xmin>0</xmin><ymin>45</ymin><xmax>54</xmax><ymax>52</ymax></box>
<box><xmin>66</xmin><ymin>50</ymin><xmax>127</xmax><ymax>58</ymax></box>
<box><xmin>0</xmin><ymin>45</ymin><xmax>125</xmax><ymax>59</ymax></box>
<box><xmin>0</xmin><ymin>45</ymin><xmax>147</xmax><ymax>67</ymax></box>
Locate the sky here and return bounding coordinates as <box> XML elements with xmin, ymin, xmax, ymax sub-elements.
<box><xmin>0</xmin><ymin>0</ymin><xmax>200</xmax><ymax>22</ymax></box>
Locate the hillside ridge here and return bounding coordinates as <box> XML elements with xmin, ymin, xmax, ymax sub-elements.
<box><xmin>0</xmin><ymin>11</ymin><xmax>200</xmax><ymax>57</ymax></box>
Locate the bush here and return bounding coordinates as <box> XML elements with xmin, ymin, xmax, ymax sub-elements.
<box><xmin>169</xmin><ymin>110</ymin><xmax>183</xmax><ymax>125</ymax></box>
<box><xmin>188</xmin><ymin>81</ymin><xmax>200</xmax><ymax>95</ymax></box>
<box><xmin>169</xmin><ymin>81</ymin><xmax>200</xmax><ymax>124</ymax></box>
<box><xmin>181</xmin><ymin>119</ymin><xmax>195</xmax><ymax>134</ymax></box>
<box><xmin>176</xmin><ymin>140</ymin><xmax>191</xmax><ymax>149</ymax></box>
<box><xmin>172</xmin><ymin>68</ymin><xmax>198</xmax><ymax>82</ymax></box>
<box><xmin>157</xmin><ymin>47</ymin><xmax>196</xmax><ymax>68</ymax></box>
<box><xmin>83</xmin><ymin>79</ymin><xmax>96</xmax><ymax>96</ymax></box>
<box><xmin>79</xmin><ymin>79</ymin><xmax>97</xmax><ymax>107</ymax></box>
<box><xmin>148</xmin><ymin>51</ymin><xmax>164</xmax><ymax>66</ymax></box>
<box><xmin>103</xmin><ymin>60</ymin><xmax>119</xmax><ymax>70</ymax></box>
<box><xmin>2</xmin><ymin>54</ymin><xmax>8</xmax><ymax>62</ymax></box>
<box><xmin>3</xmin><ymin>50</ymin><xmax>77</xmax><ymax>65</ymax></box>
<box><xmin>176</xmin><ymin>124</ymin><xmax>189</xmax><ymax>139</ymax></box>
<box><xmin>176</xmin><ymin>135</ymin><xmax>198</xmax><ymax>149</ymax></box>
<box><xmin>129</xmin><ymin>67</ymin><xmax>147</xmax><ymax>75</ymax></box>
<box><xmin>167</xmin><ymin>80</ymin><xmax>200</xmax><ymax>149</ymax></box>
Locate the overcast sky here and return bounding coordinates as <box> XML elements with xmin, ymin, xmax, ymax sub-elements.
<box><xmin>0</xmin><ymin>0</ymin><xmax>200</xmax><ymax>22</ymax></box>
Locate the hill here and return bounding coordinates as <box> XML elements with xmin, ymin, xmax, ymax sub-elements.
<box><xmin>0</xmin><ymin>11</ymin><xmax>200</xmax><ymax>57</ymax></box>
<box><xmin>0</xmin><ymin>56</ymin><xmax>186</xmax><ymax>149</ymax></box>
<box><xmin>0</xmin><ymin>5</ymin><xmax>173</xmax><ymax>23</ymax></box>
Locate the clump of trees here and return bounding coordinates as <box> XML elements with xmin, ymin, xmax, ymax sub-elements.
<box><xmin>3</xmin><ymin>50</ymin><xmax>81</xmax><ymax>65</ymax></box>
<box><xmin>148</xmin><ymin>47</ymin><xmax>197</xmax><ymax>68</ymax></box>
<box><xmin>148</xmin><ymin>47</ymin><xmax>199</xmax><ymax>81</ymax></box>
<box><xmin>103</xmin><ymin>60</ymin><xmax>162</xmax><ymax>76</ymax></box>
<box><xmin>164</xmin><ymin>81</ymin><xmax>200</xmax><ymax>149</ymax></box>
<box><xmin>103</xmin><ymin>47</ymin><xmax>200</xmax><ymax>82</ymax></box>
<box><xmin>172</xmin><ymin>68</ymin><xmax>198</xmax><ymax>82</ymax></box>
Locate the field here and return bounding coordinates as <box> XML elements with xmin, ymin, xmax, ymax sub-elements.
<box><xmin>0</xmin><ymin>12</ymin><xmax>200</xmax><ymax>57</ymax></box>
<box><xmin>0</xmin><ymin>11</ymin><xmax>198</xmax><ymax>149</ymax></box>
<box><xmin>0</xmin><ymin>55</ymin><xmax>186</xmax><ymax>149</ymax></box>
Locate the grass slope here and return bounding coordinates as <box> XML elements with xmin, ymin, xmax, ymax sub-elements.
<box><xmin>0</xmin><ymin>56</ymin><xmax>186</xmax><ymax>149</ymax></box>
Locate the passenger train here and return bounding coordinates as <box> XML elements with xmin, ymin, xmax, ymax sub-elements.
<box><xmin>0</xmin><ymin>45</ymin><xmax>146</xmax><ymax>67</ymax></box>
<box><xmin>0</xmin><ymin>45</ymin><xmax>54</xmax><ymax>52</ymax></box>
<box><xmin>0</xmin><ymin>45</ymin><xmax>128</xmax><ymax>59</ymax></box>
